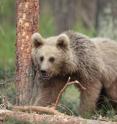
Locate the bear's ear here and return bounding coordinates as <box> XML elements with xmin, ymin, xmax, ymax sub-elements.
<box><xmin>31</xmin><ymin>33</ymin><xmax>44</xmax><ymax>48</ymax></box>
<box><xmin>57</xmin><ymin>34</ymin><xmax>70</xmax><ymax>49</ymax></box>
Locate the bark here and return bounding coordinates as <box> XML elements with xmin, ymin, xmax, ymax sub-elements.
<box><xmin>96</xmin><ymin>0</ymin><xmax>117</xmax><ymax>40</ymax></box>
<box><xmin>0</xmin><ymin>110</ymin><xmax>116</xmax><ymax>124</ymax></box>
<box><xmin>16</xmin><ymin>0</ymin><xmax>39</xmax><ymax>105</ymax></box>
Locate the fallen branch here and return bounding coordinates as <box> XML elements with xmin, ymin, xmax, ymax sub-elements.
<box><xmin>13</xmin><ymin>105</ymin><xmax>63</xmax><ymax>115</ymax></box>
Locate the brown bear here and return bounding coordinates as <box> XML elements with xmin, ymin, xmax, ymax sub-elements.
<box><xmin>31</xmin><ymin>31</ymin><xmax>117</xmax><ymax>117</ymax></box>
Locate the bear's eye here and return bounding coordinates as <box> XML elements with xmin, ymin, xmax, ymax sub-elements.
<box><xmin>40</xmin><ymin>56</ymin><xmax>44</xmax><ymax>62</ymax></box>
<box><xmin>49</xmin><ymin>57</ymin><xmax>55</xmax><ymax>63</ymax></box>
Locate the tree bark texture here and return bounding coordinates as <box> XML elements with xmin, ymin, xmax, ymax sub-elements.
<box><xmin>96</xmin><ymin>0</ymin><xmax>117</xmax><ymax>40</ymax></box>
<box><xmin>16</xmin><ymin>0</ymin><xmax>39</xmax><ymax>105</ymax></box>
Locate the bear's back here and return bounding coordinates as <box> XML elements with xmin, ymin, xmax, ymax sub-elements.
<box><xmin>92</xmin><ymin>38</ymin><xmax>117</xmax><ymax>86</ymax></box>
<box><xmin>91</xmin><ymin>38</ymin><xmax>117</xmax><ymax>64</ymax></box>
<box><xmin>65</xmin><ymin>31</ymin><xmax>117</xmax><ymax>84</ymax></box>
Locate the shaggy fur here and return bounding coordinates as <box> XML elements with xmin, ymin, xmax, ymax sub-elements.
<box><xmin>31</xmin><ymin>31</ymin><xmax>117</xmax><ymax>117</ymax></box>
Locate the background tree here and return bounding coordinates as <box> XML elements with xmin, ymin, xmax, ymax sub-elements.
<box><xmin>81</xmin><ymin>0</ymin><xmax>97</xmax><ymax>30</ymax></box>
<box><xmin>50</xmin><ymin>0</ymin><xmax>79</xmax><ymax>34</ymax></box>
<box><xmin>50</xmin><ymin>0</ymin><xmax>97</xmax><ymax>34</ymax></box>
<box><xmin>96</xmin><ymin>0</ymin><xmax>117</xmax><ymax>40</ymax></box>
<box><xmin>16</xmin><ymin>0</ymin><xmax>39</xmax><ymax>105</ymax></box>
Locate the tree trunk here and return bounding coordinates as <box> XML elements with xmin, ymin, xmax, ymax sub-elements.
<box><xmin>96</xmin><ymin>0</ymin><xmax>117</xmax><ymax>40</ymax></box>
<box><xmin>51</xmin><ymin>0</ymin><xmax>79</xmax><ymax>34</ymax></box>
<box><xmin>81</xmin><ymin>0</ymin><xmax>97</xmax><ymax>29</ymax></box>
<box><xmin>16</xmin><ymin>0</ymin><xmax>39</xmax><ymax>105</ymax></box>
<box><xmin>51</xmin><ymin>0</ymin><xmax>97</xmax><ymax>34</ymax></box>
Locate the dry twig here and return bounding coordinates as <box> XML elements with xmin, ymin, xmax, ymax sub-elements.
<box><xmin>54</xmin><ymin>77</ymin><xmax>86</xmax><ymax>109</ymax></box>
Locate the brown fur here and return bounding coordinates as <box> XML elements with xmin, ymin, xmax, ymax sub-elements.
<box><xmin>31</xmin><ymin>31</ymin><xmax>117</xmax><ymax>117</ymax></box>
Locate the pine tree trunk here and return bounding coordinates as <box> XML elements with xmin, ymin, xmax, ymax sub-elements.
<box><xmin>96</xmin><ymin>0</ymin><xmax>117</xmax><ymax>40</ymax></box>
<box><xmin>16</xmin><ymin>0</ymin><xmax>39</xmax><ymax>105</ymax></box>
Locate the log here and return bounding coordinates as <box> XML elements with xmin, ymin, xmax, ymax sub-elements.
<box><xmin>0</xmin><ymin>110</ymin><xmax>116</xmax><ymax>124</ymax></box>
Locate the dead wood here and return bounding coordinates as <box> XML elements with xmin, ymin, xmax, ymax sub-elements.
<box><xmin>13</xmin><ymin>105</ymin><xmax>63</xmax><ymax>115</ymax></box>
<box><xmin>0</xmin><ymin>110</ymin><xmax>116</xmax><ymax>124</ymax></box>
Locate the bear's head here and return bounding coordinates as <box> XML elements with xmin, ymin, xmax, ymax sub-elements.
<box><xmin>31</xmin><ymin>33</ymin><xmax>77</xmax><ymax>80</ymax></box>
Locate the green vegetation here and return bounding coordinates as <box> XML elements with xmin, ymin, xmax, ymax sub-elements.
<box><xmin>0</xmin><ymin>0</ymin><xmax>15</xmax><ymax>70</ymax></box>
<box><xmin>39</xmin><ymin>5</ymin><xmax>56</xmax><ymax>37</ymax></box>
<box><xmin>0</xmin><ymin>82</ymin><xmax>16</xmax><ymax>104</ymax></box>
<box><xmin>60</xmin><ymin>85</ymin><xmax>80</xmax><ymax>116</ymax></box>
<box><xmin>0</xmin><ymin>24</ymin><xmax>15</xmax><ymax>69</ymax></box>
<box><xmin>73</xmin><ymin>22</ymin><xmax>96</xmax><ymax>37</ymax></box>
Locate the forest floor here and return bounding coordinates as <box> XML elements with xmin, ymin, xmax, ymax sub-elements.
<box><xmin>0</xmin><ymin>77</ymin><xmax>117</xmax><ymax>124</ymax></box>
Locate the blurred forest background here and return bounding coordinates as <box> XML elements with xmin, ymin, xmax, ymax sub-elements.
<box><xmin>0</xmin><ymin>0</ymin><xmax>117</xmax><ymax>118</ymax></box>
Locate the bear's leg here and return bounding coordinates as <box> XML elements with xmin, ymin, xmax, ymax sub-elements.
<box><xmin>33</xmin><ymin>81</ymin><xmax>66</xmax><ymax>106</ymax></box>
<box><xmin>79</xmin><ymin>81</ymin><xmax>102</xmax><ymax>117</ymax></box>
<box><xmin>106</xmin><ymin>81</ymin><xmax>117</xmax><ymax>100</ymax></box>
<box><xmin>105</xmin><ymin>81</ymin><xmax>117</xmax><ymax>110</ymax></box>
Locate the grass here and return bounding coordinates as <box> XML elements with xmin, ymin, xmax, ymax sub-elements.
<box><xmin>60</xmin><ymin>85</ymin><xmax>80</xmax><ymax>116</ymax></box>
<box><xmin>94</xmin><ymin>97</ymin><xmax>117</xmax><ymax>120</ymax></box>
<box><xmin>0</xmin><ymin>81</ymin><xmax>16</xmax><ymax>104</ymax></box>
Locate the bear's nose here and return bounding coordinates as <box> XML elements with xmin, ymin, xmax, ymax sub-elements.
<box><xmin>40</xmin><ymin>70</ymin><xmax>47</xmax><ymax>75</ymax></box>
